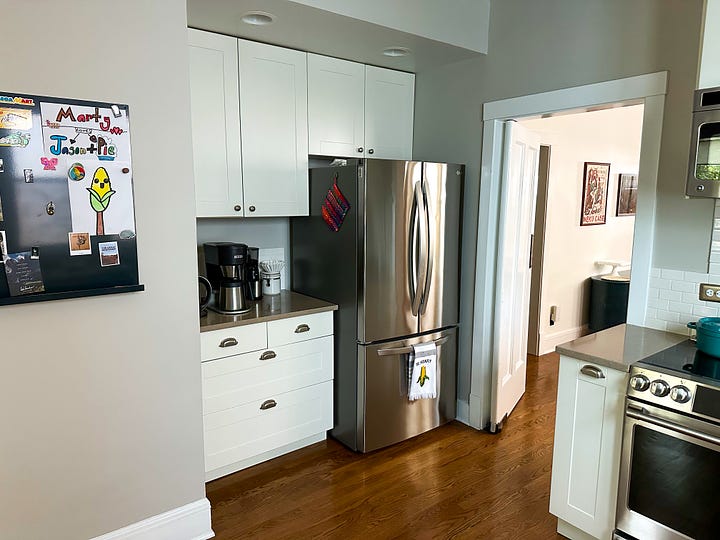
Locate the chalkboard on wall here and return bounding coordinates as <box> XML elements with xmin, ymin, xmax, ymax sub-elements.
<box><xmin>0</xmin><ymin>91</ymin><xmax>143</xmax><ymax>305</ymax></box>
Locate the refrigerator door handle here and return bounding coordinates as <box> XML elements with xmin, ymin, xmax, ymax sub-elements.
<box><xmin>376</xmin><ymin>335</ymin><xmax>449</xmax><ymax>356</ymax></box>
<box><xmin>419</xmin><ymin>178</ymin><xmax>433</xmax><ymax>315</ymax></box>
<box><xmin>408</xmin><ymin>184</ymin><xmax>419</xmax><ymax>313</ymax></box>
<box><xmin>412</xmin><ymin>182</ymin><xmax>428</xmax><ymax>315</ymax></box>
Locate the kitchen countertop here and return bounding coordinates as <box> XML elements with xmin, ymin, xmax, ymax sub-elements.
<box><xmin>555</xmin><ymin>324</ymin><xmax>688</xmax><ymax>372</ymax></box>
<box><xmin>200</xmin><ymin>290</ymin><xmax>337</xmax><ymax>332</ymax></box>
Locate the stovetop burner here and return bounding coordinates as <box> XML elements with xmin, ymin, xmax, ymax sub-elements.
<box><xmin>637</xmin><ymin>339</ymin><xmax>720</xmax><ymax>387</ymax></box>
<box><xmin>630</xmin><ymin>339</ymin><xmax>720</xmax><ymax>422</ymax></box>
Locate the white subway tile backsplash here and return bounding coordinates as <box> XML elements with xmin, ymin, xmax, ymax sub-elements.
<box><xmin>647</xmin><ymin>287</ymin><xmax>659</xmax><ymax>299</ymax></box>
<box><xmin>656</xmin><ymin>310</ymin><xmax>680</xmax><ymax>323</ymax></box>
<box><xmin>647</xmin><ymin>298</ymin><xmax>669</xmax><ymax>310</ymax></box>
<box><xmin>645</xmin><ymin>318</ymin><xmax>667</xmax><ymax>331</ymax></box>
<box><xmin>666</xmin><ymin>323</ymin><xmax>690</xmax><ymax>335</ymax></box>
<box><xmin>693</xmin><ymin>305</ymin><xmax>719</xmax><ymax>317</ymax></box>
<box><xmin>683</xmin><ymin>292</ymin><xmax>700</xmax><ymax>304</ymax></box>
<box><xmin>650</xmin><ymin>268</ymin><xmax>661</xmax><ymax>278</ymax></box>
<box><xmin>649</xmin><ymin>277</ymin><xmax>672</xmax><ymax>290</ymax></box>
<box><xmin>710</xmin><ymin>263</ymin><xmax>720</xmax><ymax>275</ymax></box>
<box><xmin>660</xmin><ymin>269</ymin><xmax>684</xmax><ymax>280</ymax></box>
<box><xmin>670</xmin><ymin>280</ymin><xmax>696</xmax><ymax>293</ymax></box>
<box><xmin>659</xmin><ymin>289</ymin><xmax>682</xmax><ymax>301</ymax></box>
<box><xmin>668</xmin><ymin>301</ymin><xmax>694</xmax><ymax>316</ymax></box>
<box><xmin>683</xmin><ymin>271</ymin><xmax>709</xmax><ymax>283</ymax></box>
<box><xmin>646</xmin><ymin>308</ymin><xmax>658</xmax><ymax>319</ymax></box>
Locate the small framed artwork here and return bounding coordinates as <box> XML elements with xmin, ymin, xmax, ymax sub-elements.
<box><xmin>616</xmin><ymin>173</ymin><xmax>638</xmax><ymax>216</ymax></box>
<box><xmin>580</xmin><ymin>162</ymin><xmax>610</xmax><ymax>226</ymax></box>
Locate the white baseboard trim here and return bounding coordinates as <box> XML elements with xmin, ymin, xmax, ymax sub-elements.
<box><xmin>539</xmin><ymin>325</ymin><xmax>590</xmax><ymax>356</ymax></box>
<box><xmin>90</xmin><ymin>498</ymin><xmax>213</xmax><ymax>540</ymax></box>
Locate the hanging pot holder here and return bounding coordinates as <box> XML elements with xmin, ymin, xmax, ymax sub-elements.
<box><xmin>321</xmin><ymin>172</ymin><xmax>350</xmax><ymax>231</ymax></box>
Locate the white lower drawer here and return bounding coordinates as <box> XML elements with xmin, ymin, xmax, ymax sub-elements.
<box><xmin>202</xmin><ymin>336</ymin><xmax>333</xmax><ymax>414</ymax></box>
<box><xmin>204</xmin><ymin>380</ymin><xmax>333</xmax><ymax>473</ymax></box>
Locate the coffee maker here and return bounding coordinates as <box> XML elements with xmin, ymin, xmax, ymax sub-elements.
<box><xmin>245</xmin><ymin>247</ymin><xmax>262</xmax><ymax>301</ymax></box>
<box><xmin>203</xmin><ymin>242</ymin><xmax>251</xmax><ymax>314</ymax></box>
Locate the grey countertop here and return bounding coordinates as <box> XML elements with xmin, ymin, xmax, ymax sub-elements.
<box><xmin>555</xmin><ymin>324</ymin><xmax>688</xmax><ymax>372</ymax></box>
<box><xmin>200</xmin><ymin>290</ymin><xmax>337</xmax><ymax>332</ymax></box>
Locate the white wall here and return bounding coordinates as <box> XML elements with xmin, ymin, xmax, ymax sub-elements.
<box><xmin>699</xmin><ymin>0</ymin><xmax>720</xmax><ymax>87</ymax></box>
<box><xmin>288</xmin><ymin>0</ymin><xmax>490</xmax><ymax>53</ymax></box>
<box><xmin>0</xmin><ymin>1</ymin><xmax>206</xmax><ymax>539</ymax></box>
<box><xmin>413</xmin><ymin>0</ymin><xmax>705</xmax><ymax>425</ymax></box>
<box><xmin>520</xmin><ymin>106</ymin><xmax>644</xmax><ymax>353</ymax></box>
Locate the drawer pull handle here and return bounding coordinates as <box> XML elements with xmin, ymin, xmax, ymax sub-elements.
<box><xmin>295</xmin><ymin>324</ymin><xmax>310</xmax><ymax>333</ymax></box>
<box><xmin>260</xmin><ymin>399</ymin><xmax>277</xmax><ymax>410</ymax></box>
<box><xmin>580</xmin><ymin>365</ymin><xmax>605</xmax><ymax>379</ymax></box>
<box><xmin>219</xmin><ymin>338</ymin><xmax>238</xmax><ymax>348</ymax></box>
<box><xmin>260</xmin><ymin>351</ymin><xmax>277</xmax><ymax>361</ymax></box>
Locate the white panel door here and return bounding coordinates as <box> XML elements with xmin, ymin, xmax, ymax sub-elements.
<box><xmin>491</xmin><ymin>121</ymin><xmax>540</xmax><ymax>428</ymax></box>
<box><xmin>364</xmin><ymin>66</ymin><xmax>414</xmax><ymax>160</ymax></box>
<box><xmin>238</xmin><ymin>40</ymin><xmax>309</xmax><ymax>217</ymax></box>
<box><xmin>188</xmin><ymin>29</ymin><xmax>244</xmax><ymax>217</ymax></box>
<box><xmin>307</xmin><ymin>54</ymin><xmax>365</xmax><ymax>158</ymax></box>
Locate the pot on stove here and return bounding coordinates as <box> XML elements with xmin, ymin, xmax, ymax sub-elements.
<box><xmin>687</xmin><ymin>317</ymin><xmax>720</xmax><ymax>357</ymax></box>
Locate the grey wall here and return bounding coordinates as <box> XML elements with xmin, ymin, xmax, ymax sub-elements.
<box><xmin>412</xmin><ymin>0</ymin><xmax>707</xmax><ymax>417</ymax></box>
<box><xmin>0</xmin><ymin>1</ymin><xmax>206</xmax><ymax>539</ymax></box>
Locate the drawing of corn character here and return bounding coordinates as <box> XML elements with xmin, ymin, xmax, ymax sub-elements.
<box><xmin>87</xmin><ymin>166</ymin><xmax>115</xmax><ymax>235</ymax></box>
<box><xmin>417</xmin><ymin>365</ymin><xmax>430</xmax><ymax>387</ymax></box>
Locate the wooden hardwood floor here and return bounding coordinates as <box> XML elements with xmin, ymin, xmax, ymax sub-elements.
<box><xmin>206</xmin><ymin>353</ymin><xmax>563</xmax><ymax>539</ymax></box>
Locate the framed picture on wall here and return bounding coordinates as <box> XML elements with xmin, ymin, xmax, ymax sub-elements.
<box><xmin>616</xmin><ymin>173</ymin><xmax>638</xmax><ymax>216</ymax></box>
<box><xmin>580</xmin><ymin>162</ymin><xmax>610</xmax><ymax>226</ymax></box>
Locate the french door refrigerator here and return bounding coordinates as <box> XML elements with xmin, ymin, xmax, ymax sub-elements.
<box><xmin>291</xmin><ymin>159</ymin><xmax>463</xmax><ymax>452</ymax></box>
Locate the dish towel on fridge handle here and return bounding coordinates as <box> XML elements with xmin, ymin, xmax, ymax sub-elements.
<box><xmin>408</xmin><ymin>341</ymin><xmax>438</xmax><ymax>400</ymax></box>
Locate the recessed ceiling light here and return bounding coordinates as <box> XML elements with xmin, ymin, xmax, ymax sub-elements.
<box><xmin>382</xmin><ymin>47</ymin><xmax>411</xmax><ymax>57</ymax></box>
<box><xmin>241</xmin><ymin>11</ymin><xmax>276</xmax><ymax>26</ymax></box>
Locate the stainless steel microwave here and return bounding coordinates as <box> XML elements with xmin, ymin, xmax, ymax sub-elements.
<box><xmin>687</xmin><ymin>85</ymin><xmax>720</xmax><ymax>197</ymax></box>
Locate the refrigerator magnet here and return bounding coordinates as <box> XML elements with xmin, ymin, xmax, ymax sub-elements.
<box><xmin>0</xmin><ymin>194</ymin><xmax>4</xmax><ymax>221</ymax></box>
<box><xmin>69</xmin><ymin>232</ymin><xmax>91</xmax><ymax>256</ymax></box>
<box><xmin>40</xmin><ymin>157</ymin><xmax>58</xmax><ymax>170</ymax></box>
<box><xmin>0</xmin><ymin>107</ymin><xmax>33</xmax><ymax>130</ymax></box>
<box><xmin>98</xmin><ymin>241</ymin><xmax>120</xmax><ymax>267</ymax></box>
<box><xmin>0</xmin><ymin>230</ymin><xmax>7</xmax><ymax>260</ymax></box>
<box><xmin>0</xmin><ymin>131</ymin><xmax>31</xmax><ymax>148</ymax></box>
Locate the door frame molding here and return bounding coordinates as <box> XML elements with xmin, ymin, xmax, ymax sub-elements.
<box><xmin>468</xmin><ymin>71</ymin><xmax>667</xmax><ymax>430</ymax></box>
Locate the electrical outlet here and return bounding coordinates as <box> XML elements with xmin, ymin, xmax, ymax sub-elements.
<box><xmin>699</xmin><ymin>283</ymin><xmax>720</xmax><ymax>302</ymax></box>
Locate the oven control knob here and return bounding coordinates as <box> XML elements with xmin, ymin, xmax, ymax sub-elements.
<box><xmin>670</xmin><ymin>385</ymin><xmax>691</xmax><ymax>404</ymax></box>
<box><xmin>649</xmin><ymin>380</ymin><xmax>670</xmax><ymax>397</ymax></box>
<box><xmin>629</xmin><ymin>374</ymin><xmax>650</xmax><ymax>391</ymax></box>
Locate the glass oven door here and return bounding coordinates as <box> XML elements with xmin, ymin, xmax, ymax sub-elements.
<box><xmin>688</xmin><ymin>110</ymin><xmax>720</xmax><ymax>197</ymax></box>
<box><xmin>616</xmin><ymin>400</ymin><xmax>720</xmax><ymax>540</ymax></box>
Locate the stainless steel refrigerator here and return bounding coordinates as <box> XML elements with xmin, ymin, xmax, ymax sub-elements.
<box><xmin>291</xmin><ymin>159</ymin><xmax>463</xmax><ymax>452</ymax></box>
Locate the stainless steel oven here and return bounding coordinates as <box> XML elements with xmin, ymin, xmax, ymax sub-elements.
<box><xmin>615</xmin><ymin>359</ymin><xmax>720</xmax><ymax>540</ymax></box>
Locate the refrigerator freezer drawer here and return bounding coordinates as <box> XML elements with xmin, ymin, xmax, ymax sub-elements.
<box><xmin>357</xmin><ymin>327</ymin><xmax>457</xmax><ymax>452</ymax></box>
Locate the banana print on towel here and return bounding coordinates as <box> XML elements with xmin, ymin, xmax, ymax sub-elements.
<box><xmin>408</xmin><ymin>342</ymin><xmax>438</xmax><ymax>401</ymax></box>
<box><xmin>67</xmin><ymin>160</ymin><xmax>136</xmax><ymax>236</ymax></box>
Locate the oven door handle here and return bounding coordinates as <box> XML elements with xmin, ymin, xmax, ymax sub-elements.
<box><xmin>627</xmin><ymin>407</ymin><xmax>720</xmax><ymax>446</ymax></box>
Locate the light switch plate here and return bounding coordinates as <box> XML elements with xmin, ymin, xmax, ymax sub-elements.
<box><xmin>699</xmin><ymin>283</ymin><xmax>720</xmax><ymax>302</ymax></box>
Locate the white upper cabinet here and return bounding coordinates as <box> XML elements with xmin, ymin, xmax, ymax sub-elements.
<box><xmin>364</xmin><ymin>65</ymin><xmax>415</xmax><ymax>160</ymax></box>
<box><xmin>307</xmin><ymin>54</ymin><xmax>365</xmax><ymax>158</ymax></box>
<box><xmin>188</xmin><ymin>29</ymin><xmax>244</xmax><ymax>217</ymax></box>
<box><xmin>238</xmin><ymin>40</ymin><xmax>309</xmax><ymax>217</ymax></box>
<box><xmin>308</xmin><ymin>56</ymin><xmax>415</xmax><ymax>160</ymax></box>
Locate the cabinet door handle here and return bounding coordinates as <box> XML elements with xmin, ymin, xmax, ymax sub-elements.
<box><xmin>260</xmin><ymin>399</ymin><xmax>277</xmax><ymax>410</ymax></box>
<box><xmin>357</xmin><ymin>147</ymin><xmax>364</xmax><ymax>153</ymax></box>
<box><xmin>219</xmin><ymin>338</ymin><xmax>238</xmax><ymax>348</ymax></box>
<box><xmin>249</xmin><ymin>205</ymin><xmax>256</xmax><ymax>212</ymax></box>
<box><xmin>233</xmin><ymin>205</ymin><xmax>242</xmax><ymax>212</ymax></box>
<box><xmin>580</xmin><ymin>365</ymin><xmax>605</xmax><ymax>379</ymax></box>
<box><xmin>260</xmin><ymin>350</ymin><xmax>277</xmax><ymax>361</ymax></box>
<box><xmin>368</xmin><ymin>148</ymin><xmax>374</xmax><ymax>155</ymax></box>
<box><xmin>294</xmin><ymin>324</ymin><xmax>310</xmax><ymax>333</ymax></box>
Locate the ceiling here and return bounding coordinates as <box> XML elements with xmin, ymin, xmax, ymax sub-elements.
<box><xmin>185</xmin><ymin>0</ymin><xmax>486</xmax><ymax>72</ymax></box>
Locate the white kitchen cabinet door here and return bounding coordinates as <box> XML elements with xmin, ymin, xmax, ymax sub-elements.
<box><xmin>238</xmin><ymin>40</ymin><xmax>309</xmax><ymax>217</ymax></box>
<box><xmin>549</xmin><ymin>356</ymin><xmax>628</xmax><ymax>540</ymax></box>
<box><xmin>364</xmin><ymin>66</ymin><xmax>415</xmax><ymax>160</ymax></box>
<box><xmin>188</xmin><ymin>29</ymin><xmax>244</xmax><ymax>217</ymax></box>
<box><xmin>307</xmin><ymin>54</ymin><xmax>365</xmax><ymax>158</ymax></box>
